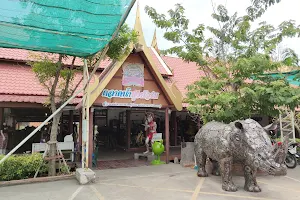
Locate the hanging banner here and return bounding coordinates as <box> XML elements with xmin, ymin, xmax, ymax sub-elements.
<box><xmin>122</xmin><ymin>63</ymin><xmax>144</xmax><ymax>87</ymax></box>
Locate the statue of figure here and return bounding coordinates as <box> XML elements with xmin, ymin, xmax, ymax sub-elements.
<box><xmin>143</xmin><ymin>112</ymin><xmax>157</xmax><ymax>154</ymax></box>
<box><xmin>194</xmin><ymin>119</ymin><xmax>288</xmax><ymax>192</ymax></box>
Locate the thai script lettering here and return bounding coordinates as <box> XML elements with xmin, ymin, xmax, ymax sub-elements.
<box><xmin>101</xmin><ymin>88</ymin><xmax>159</xmax><ymax>101</ymax></box>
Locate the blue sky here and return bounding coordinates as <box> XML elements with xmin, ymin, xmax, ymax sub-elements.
<box><xmin>124</xmin><ymin>0</ymin><xmax>300</xmax><ymax>57</ymax></box>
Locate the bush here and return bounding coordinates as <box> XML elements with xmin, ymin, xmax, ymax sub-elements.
<box><xmin>275</xmin><ymin>137</ymin><xmax>300</xmax><ymax>143</ymax></box>
<box><xmin>0</xmin><ymin>153</ymin><xmax>47</xmax><ymax>181</ymax></box>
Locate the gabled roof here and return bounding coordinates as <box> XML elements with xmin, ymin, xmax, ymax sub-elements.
<box><xmin>0</xmin><ymin>47</ymin><xmax>172</xmax><ymax>76</ymax></box>
<box><xmin>149</xmin><ymin>47</ymin><xmax>172</xmax><ymax>76</ymax></box>
<box><xmin>87</xmin><ymin>3</ymin><xmax>183</xmax><ymax>111</ymax></box>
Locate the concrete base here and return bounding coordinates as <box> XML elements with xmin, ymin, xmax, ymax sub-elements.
<box><xmin>134</xmin><ymin>153</ymin><xmax>155</xmax><ymax>162</ymax></box>
<box><xmin>180</xmin><ymin>142</ymin><xmax>195</xmax><ymax>167</ymax></box>
<box><xmin>174</xmin><ymin>157</ymin><xmax>179</xmax><ymax>164</ymax></box>
<box><xmin>76</xmin><ymin>168</ymin><xmax>96</xmax><ymax>185</ymax></box>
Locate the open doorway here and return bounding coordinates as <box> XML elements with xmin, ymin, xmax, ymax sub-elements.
<box><xmin>93</xmin><ymin>108</ymin><xmax>165</xmax><ymax>162</ymax></box>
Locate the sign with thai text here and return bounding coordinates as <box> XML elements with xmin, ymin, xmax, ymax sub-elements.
<box><xmin>102</xmin><ymin>102</ymin><xmax>162</xmax><ymax>108</ymax></box>
<box><xmin>122</xmin><ymin>63</ymin><xmax>144</xmax><ymax>87</ymax></box>
<box><xmin>152</xmin><ymin>133</ymin><xmax>163</xmax><ymax>141</ymax></box>
<box><xmin>101</xmin><ymin>88</ymin><xmax>159</xmax><ymax>101</ymax></box>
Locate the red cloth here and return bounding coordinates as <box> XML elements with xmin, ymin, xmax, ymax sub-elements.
<box><xmin>277</xmin><ymin>141</ymin><xmax>282</xmax><ymax>146</ymax></box>
<box><xmin>147</xmin><ymin>121</ymin><xmax>156</xmax><ymax>140</ymax></box>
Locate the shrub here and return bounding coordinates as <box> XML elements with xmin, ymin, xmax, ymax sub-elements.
<box><xmin>275</xmin><ymin>137</ymin><xmax>300</xmax><ymax>143</ymax></box>
<box><xmin>0</xmin><ymin>153</ymin><xmax>47</xmax><ymax>181</ymax></box>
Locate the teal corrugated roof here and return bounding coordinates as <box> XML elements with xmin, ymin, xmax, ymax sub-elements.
<box><xmin>261</xmin><ymin>70</ymin><xmax>300</xmax><ymax>86</ymax></box>
<box><xmin>0</xmin><ymin>0</ymin><xmax>135</xmax><ymax>57</ymax></box>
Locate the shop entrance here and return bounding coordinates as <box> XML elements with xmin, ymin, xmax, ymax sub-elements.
<box><xmin>93</xmin><ymin>108</ymin><xmax>166</xmax><ymax>163</ymax></box>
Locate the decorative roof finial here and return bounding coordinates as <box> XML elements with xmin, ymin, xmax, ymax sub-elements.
<box><xmin>134</xmin><ymin>0</ymin><xmax>146</xmax><ymax>46</ymax></box>
<box><xmin>151</xmin><ymin>28</ymin><xmax>160</xmax><ymax>54</ymax></box>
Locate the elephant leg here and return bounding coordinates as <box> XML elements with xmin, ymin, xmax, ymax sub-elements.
<box><xmin>243</xmin><ymin>165</ymin><xmax>261</xmax><ymax>192</ymax></box>
<box><xmin>195</xmin><ymin>147</ymin><xmax>208</xmax><ymax>177</ymax></box>
<box><xmin>219</xmin><ymin>157</ymin><xmax>237</xmax><ymax>192</ymax></box>
<box><xmin>209</xmin><ymin>158</ymin><xmax>220</xmax><ymax>176</ymax></box>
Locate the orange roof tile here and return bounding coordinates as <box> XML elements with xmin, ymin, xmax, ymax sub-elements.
<box><xmin>162</xmin><ymin>56</ymin><xmax>206</xmax><ymax>98</ymax></box>
<box><xmin>0</xmin><ymin>48</ymin><xmax>112</xmax><ymax>69</ymax></box>
<box><xmin>0</xmin><ymin>62</ymin><xmax>99</xmax><ymax>104</ymax></box>
<box><xmin>148</xmin><ymin>47</ymin><xmax>172</xmax><ymax>76</ymax></box>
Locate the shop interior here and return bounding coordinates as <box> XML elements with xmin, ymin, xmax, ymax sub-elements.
<box><xmin>1</xmin><ymin>107</ymin><xmax>202</xmax><ymax>164</ymax></box>
<box><xmin>93</xmin><ymin>108</ymin><xmax>201</xmax><ymax>161</ymax></box>
<box><xmin>1</xmin><ymin>107</ymin><xmax>79</xmax><ymax>162</ymax></box>
<box><xmin>93</xmin><ymin>108</ymin><xmax>166</xmax><ymax>161</ymax></box>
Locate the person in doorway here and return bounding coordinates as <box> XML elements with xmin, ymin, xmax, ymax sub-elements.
<box><xmin>143</xmin><ymin>112</ymin><xmax>157</xmax><ymax>154</ymax></box>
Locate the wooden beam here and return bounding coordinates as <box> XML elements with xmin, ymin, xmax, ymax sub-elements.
<box><xmin>165</xmin><ymin>108</ymin><xmax>170</xmax><ymax>163</ymax></box>
<box><xmin>68</xmin><ymin>110</ymin><xmax>74</xmax><ymax>135</ymax></box>
<box><xmin>174</xmin><ymin>111</ymin><xmax>178</xmax><ymax>146</ymax></box>
<box><xmin>88</xmin><ymin>108</ymin><xmax>94</xmax><ymax>168</ymax></box>
<box><xmin>171</xmin><ymin>111</ymin><xmax>177</xmax><ymax>146</ymax></box>
<box><xmin>126</xmin><ymin>110</ymin><xmax>131</xmax><ymax>149</ymax></box>
<box><xmin>0</xmin><ymin>102</ymin><xmax>44</xmax><ymax>108</ymax></box>
<box><xmin>0</xmin><ymin>108</ymin><xmax>3</xmax><ymax>130</ymax></box>
<box><xmin>77</xmin><ymin>110</ymin><xmax>82</xmax><ymax>162</ymax></box>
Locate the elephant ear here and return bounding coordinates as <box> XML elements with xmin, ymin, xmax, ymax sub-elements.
<box><xmin>235</xmin><ymin>122</ymin><xmax>244</xmax><ymax>130</ymax></box>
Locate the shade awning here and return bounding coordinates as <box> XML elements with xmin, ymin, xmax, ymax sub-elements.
<box><xmin>0</xmin><ymin>0</ymin><xmax>134</xmax><ymax>57</ymax></box>
<box><xmin>256</xmin><ymin>70</ymin><xmax>300</xmax><ymax>86</ymax></box>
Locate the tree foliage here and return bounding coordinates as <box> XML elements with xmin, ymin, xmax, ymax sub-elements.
<box><xmin>28</xmin><ymin>24</ymin><xmax>137</xmax><ymax>176</ymax></box>
<box><xmin>145</xmin><ymin>3</ymin><xmax>300</xmax><ymax>123</ymax></box>
<box><xmin>247</xmin><ymin>0</ymin><xmax>281</xmax><ymax>19</ymax></box>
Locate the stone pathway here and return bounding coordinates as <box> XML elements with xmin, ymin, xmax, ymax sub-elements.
<box><xmin>1</xmin><ymin>164</ymin><xmax>300</xmax><ymax>200</ymax></box>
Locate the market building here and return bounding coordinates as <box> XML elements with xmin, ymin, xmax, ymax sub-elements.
<box><xmin>0</xmin><ymin>6</ymin><xmax>203</xmax><ymax>168</ymax></box>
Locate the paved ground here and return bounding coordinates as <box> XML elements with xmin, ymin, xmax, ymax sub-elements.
<box><xmin>1</xmin><ymin>164</ymin><xmax>300</xmax><ymax>200</ymax></box>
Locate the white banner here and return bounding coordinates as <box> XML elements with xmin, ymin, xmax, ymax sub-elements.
<box><xmin>102</xmin><ymin>101</ymin><xmax>162</xmax><ymax>108</ymax></box>
<box><xmin>152</xmin><ymin>133</ymin><xmax>163</xmax><ymax>141</ymax></box>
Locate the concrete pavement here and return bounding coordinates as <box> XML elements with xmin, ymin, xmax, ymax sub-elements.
<box><xmin>1</xmin><ymin>164</ymin><xmax>300</xmax><ymax>200</ymax></box>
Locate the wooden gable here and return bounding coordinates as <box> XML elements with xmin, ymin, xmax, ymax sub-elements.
<box><xmin>94</xmin><ymin>53</ymin><xmax>169</xmax><ymax>108</ymax></box>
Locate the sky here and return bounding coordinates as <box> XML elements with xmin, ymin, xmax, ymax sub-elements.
<box><xmin>124</xmin><ymin>0</ymin><xmax>300</xmax><ymax>57</ymax></box>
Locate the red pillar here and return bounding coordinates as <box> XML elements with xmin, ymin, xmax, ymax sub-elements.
<box><xmin>88</xmin><ymin>108</ymin><xmax>94</xmax><ymax>168</ymax></box>
<box><xmin>165</xmin><ymin>108</ymin><xmax>170</xmax><ymax>164</ymax></box>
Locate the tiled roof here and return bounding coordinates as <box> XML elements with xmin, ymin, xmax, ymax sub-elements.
<box><xmin>0</xmin><ymin>48</ymin><xmax>112</xmax><ymax>69</ymax></box>
<box><xmin>0</xmin><ymin>62</ymin><xmax>97</xmax><ymax>104</ymax></box>
<box><xmin>0</xmin><ymin>94</ymin><xmax>81</xmax><ymax>104</ymax></box>
<box><xmin>162</xmin><ymin>56</ymin><xmax>206</xmax><ymax>98</ymax></box>
<box><xmin>148</xmin><ymin>47</ymin><xmax>172</xmax><ymax>76</ymax></box>
<box><xmin>0</xmin><ymin>48</ymin><xmax>170</xmax><ymax>74</ymax></box>
<box><xmin>0</xmin><ymin>48</ymin><xmax>204</xmax><ymax>106</ymax></box>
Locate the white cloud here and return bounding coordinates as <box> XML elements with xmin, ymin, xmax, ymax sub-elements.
<box><xmin>125</xmin><ymin>0</ymin><xmax>300</xmax><ymax>56</ymax></box>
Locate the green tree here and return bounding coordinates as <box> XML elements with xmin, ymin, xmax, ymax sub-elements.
<box><xmin>247</xmin><ymin>0</ymin><xmax>281</xmax><ymax>19</ymax></box>
<box><xmin>145</xmin><ymin>3</ymin><xmax>300</xmax><ymax>124</ymax></box>
<box><xmin>28</xmin><ymin>24</ymin><xmax>137</xmax><ymax>176</ymax></box>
